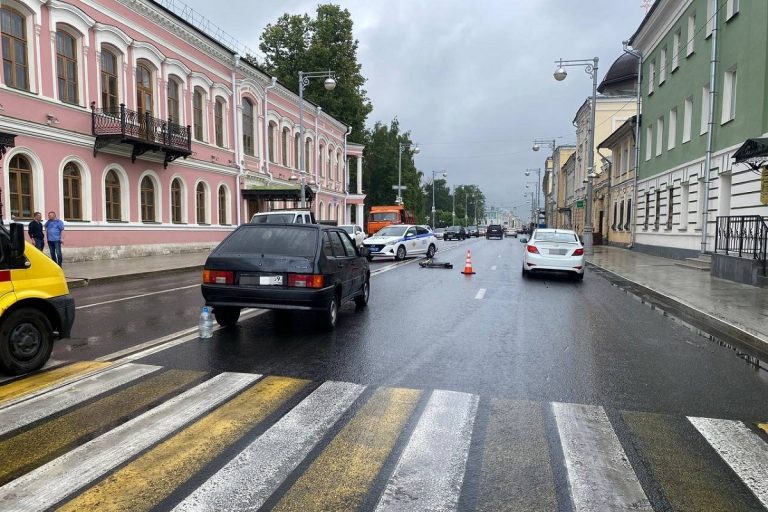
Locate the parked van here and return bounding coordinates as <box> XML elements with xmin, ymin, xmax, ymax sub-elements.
<box><xmin>0</xmin><ymin>223</ymin><xmax>75</xmax><ymax>375</ymax></box>
<box><xmin>367</xmin><ymin>205</ymin><xmax>415</xmax><ymax>235</ymax></box>
<box><xmin>250</xmin><ymin>209</ymin><xmax>316</xmax><ymax>224</ymax></box>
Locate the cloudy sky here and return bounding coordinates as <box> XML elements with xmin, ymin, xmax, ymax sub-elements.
<box><xmin>179</xmin><ymin>0</ymin><xmax>648</xmax><ymax>211</ymax></box>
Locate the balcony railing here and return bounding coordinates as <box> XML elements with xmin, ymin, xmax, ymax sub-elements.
<box><xmin>715</xmin><ymin>215</ymin><xmax>768</xmax><ymax>276</ymax></box>
<box><xmin>91</xmin><ymin>103</ymin><xmax>191</xmax><ymax>168</ymax></box>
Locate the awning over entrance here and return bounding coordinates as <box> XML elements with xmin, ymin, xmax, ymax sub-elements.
<box><xmin>241</xmin><ymin>184</ymin><xmax>315</xmax><ymax>202</ymax></box>
<box><xmin>732</xmin><ymin>138</ymin><xmax>768</xmax><ymax>167</ymax></box>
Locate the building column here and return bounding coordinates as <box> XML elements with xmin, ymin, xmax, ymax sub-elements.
<box><xmin>356</xmin><ymin>157</ymin><xmax>363</xmax><ymax>195</ymax></box>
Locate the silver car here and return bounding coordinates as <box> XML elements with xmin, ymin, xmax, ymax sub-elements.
<box><xmin>522</xmin><ymin>229</ymin><xmax>585</xmax><ymax>280</ymax></box>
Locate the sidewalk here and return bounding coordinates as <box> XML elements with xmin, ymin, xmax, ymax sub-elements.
<box><xmin>588</xmin><ymin>246</ymin><xmax>768</xmax><ymax>356</ymax></box>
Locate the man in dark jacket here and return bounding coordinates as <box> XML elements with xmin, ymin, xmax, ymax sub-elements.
<box><xmin>28</xmin><ymin>211</ymin><xmax>44</xmax><ymax>251</ymax></box>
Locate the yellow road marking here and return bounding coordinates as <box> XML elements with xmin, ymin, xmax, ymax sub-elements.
<box><xmin>273</xmin><ymin>387</ymin><xmax>421</xmax><ymax>512</ymax></box>
<box><xmin>0</xmin><ymin>369</ymin><xmax>204</xmax><ymax>486</ymax></box>
<box><xmin>57</xmin><ymin>375</ymin><xmax>309</xmax><ymax>512</ymax></box>
<box><xmin>758</xmin><ymin>423</ymin><xmax>768</xmax><ymax>436</ymax></box>
<box><xmin>0</xmin><ymin>361</ymin><xmax>110</xmax><ymax>405</ymax></box>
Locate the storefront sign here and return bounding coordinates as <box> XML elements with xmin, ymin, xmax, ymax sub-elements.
<box><xmin>576</xmin><ymin>200</ymin><xmax>584</xmax><ymax>208</ymax></box>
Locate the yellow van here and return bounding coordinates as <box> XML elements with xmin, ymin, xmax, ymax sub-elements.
<box><xmin>0</xmin><ymin>223</ymin><xmax>75</xmax><ymax>375</ymax></box>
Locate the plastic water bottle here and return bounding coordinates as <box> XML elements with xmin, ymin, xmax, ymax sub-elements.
<box><xmin>199</xmin><ymin>306</ymin><xmax>213</xmax><ymax>339</ymax></box>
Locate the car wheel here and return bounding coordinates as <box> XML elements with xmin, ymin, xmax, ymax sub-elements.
<box><xmin>426</xmin><ymin>244</ymin><xmax>436</xmax><ymax>258</ymax></box>
<box><xmin>395</xmin><ymin>245</ymin><xmax>406</xmax><ymax>261</ymax></box>
<box><xmin>213</xmin><ymin>307</ymin><xmax>240</xmax><ymax>328</ymax></box>
<box><xmin>321</xmin><ymin>293</ymin><xmax>339</xmax><ymax>330</ymax></box>
<box><xmin>575</xmin><ymin>272</ymin><xmax>585</xmax><ymax>282</ymax></box>
<box><xmin>355</xmin><ymin>278</ymin><xmax>370</xmax><ymax>308</ymax></box>
<box><xmin>522</xmin><ymin>267</ymin><xmax>530</xmax><ymax>278</ymax></box>
<box><xmin>0</xmin><ymin>308</ymin><xmax>54</xmax><ymax>376</ymax></box>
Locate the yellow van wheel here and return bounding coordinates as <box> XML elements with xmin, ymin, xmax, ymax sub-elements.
<box><xmin>0</xmin><ymin>309</ymin><xmax>54</xmax><ymax>376</ymax></box>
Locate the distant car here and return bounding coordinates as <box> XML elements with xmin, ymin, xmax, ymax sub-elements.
<box><xmin>362</xmin><ymin>224</ymin><xmax>438</xmax><ymax>261</ymax></box>
<box><xmin>486</xmin><ymin>224</ymin><xmax>504</xmax><ymax>239</ymax></box>
<box><xmin>250</xmin><ymin>210</ymin><xmax>315</xmax><ymax>224</ymax></box>
<box><xmin>466</xmin><ymin>225</ymin><xmax>479</xmax><ymax>237</ymax></box>
<box><xmin>433</xmin><ymin>227</ymin><xmax>446</xmax><ymax>240</ymax></box>
<box><xmin>478</xmin><ymin>225</ymin><xmax>488</xmax><ymax>236</ymax></box>
<box><xmin>522</xmin><ymin>228</ymin><xmax>584</xmax><ymax>281</ymax></box>
<box><xmin>444</xmin><ymin>226</ymin><xmax>467</xmax><ymax>241</ymax></box>
<box><xmin>339</xmin><ymin>224</ymin><xmax>366</xmax><ymax>247</ymax></box>
<box><xmin>202</xmin><ymin>223</ymin><xmax>370</xmax><ymax>330</ymax></box>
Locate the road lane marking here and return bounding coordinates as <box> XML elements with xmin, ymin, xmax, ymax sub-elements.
<box><xmin>491</xmin><ymin>265</ymin><xmax>497</xmax><ymax>270</ymax></box>
<box><xmin>0</xmin><ymin>363</ymin><xmax>160</xmax><ymax>436</ymax></box>
<box><xmin>759</xmin><ymin>423</ymin><xmax>768</xmax><ymax>435</ymax></box>
<box><xmin>0</xmin><ymin>360</ymin><xmax>66</xmax><ymax>384</ymax></box>
<box><xmin>0</xmin><ymin>361</ymin><xmax>111</xmax><ymax>407</ymax></box>
<box><xmin>0</xmin><ymin>372</ymin><xmax>260</xmax><ymax>512</ymax></box>
<box><xmin>76</xmin><ymin>284</ymin><xmax>200</xmax><ymax>310</ymax></box>
<box><xmin>375</xmin><ymin>390</ymin><xmax>478</xmax><ymax>512</ymax></box>
<box><xmin>552</xmin><ymin>402</ymin><xmax>652</xmax><ymax>512</ymax></box>
<box><xmin>475</xmin><ymin>288</ymin><xmax>486</xmax><ymax>300</ymax></box>
<box><xmin>689</xmin><ymin>417</ymin><xmax>768</xmax><ymax>508</ymax></box>
<box><xmin>173</xmin><ymin>381</ymin><xmax>365</xmax><ymax>512</ymax></box>
<box><xmin>0</xmin><ymin>369</ymin><xmax>203</xmax><ymax>487</ymax></box>
<box><xmin>273</xmin><ymin>387</ymin><xmax>421</xmax><ymax>512</ymax></box>
<box><xmin>59</xmin><ymin>375</ymin><xmax>309</xmax><ymax>512</ymax></box>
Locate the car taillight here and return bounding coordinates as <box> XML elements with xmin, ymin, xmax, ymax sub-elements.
<box><xmin>288</xmin><ymin>274</ymin><xmax>324</xmax><ymax>288</ymax></box>
<box><xmin>203</xmin><ymin>269</ymin><xmax>234</xmax><ymax>284</ymax></box>
<box><xmin>573</xmin><ymin>248</ymin><xmax>584</xmax><ymax>256</ymax></box>
<box><xmin>526</xmin><ymin>245</ymin><xmax>539</xmax><ymax>254</ymax></box>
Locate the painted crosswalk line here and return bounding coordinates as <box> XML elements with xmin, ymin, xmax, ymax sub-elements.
<box><xmin>375</xmin><ymin>389</ymin><xmax>479</xmax><ymax>512</ymax></box>
<box><xmin>0</xmin><ymin>361</ymin><xmax>111</xmax><ymax>406</ymax></box>
<box><xmin>553</xmin><ymin>402</ymin><xmax>652</xmax><ymax>512</ymax></box>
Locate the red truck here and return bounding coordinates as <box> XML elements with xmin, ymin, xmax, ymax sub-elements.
<box><xmin>367</xmin><ymin>205</ymin><xmax>416</xmax><ymax>235</ymax></box>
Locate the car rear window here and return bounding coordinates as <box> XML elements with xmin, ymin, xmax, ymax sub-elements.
<box><xmin>217</xmin><ymin>227</ymin><xmax>317</xmax><ymax>257</ymax></box>
<box><xmin>250</xmin><ymin>213</ymin><xmax>296</xmax><ymax>223</ymax></box>
<box><xmin>535</xmin><ymin>232</ymin><xmax>579</xmax><ymax>243</ymax></box>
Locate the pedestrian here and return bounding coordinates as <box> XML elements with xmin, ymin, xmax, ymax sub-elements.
<box><xmin>45</xmin><ymin>211</ymin><xmax>64</xmax><ymax>267</ymax></box>
<box><xmin>28</xmin><ymin>212</ymin><xmax>45</xmax><ymax>251</ymax></box>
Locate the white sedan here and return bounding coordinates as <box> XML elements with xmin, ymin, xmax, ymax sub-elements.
<box><xmin>522</xmin><ymin>228</ymin><xmax>585</xmax><ymax>280</ymax></box>
<box><xmin>339</xmin><ymin>224</ymin><xmax>366</xmax><ymax>247</ymax></box>
<box><xmin>362</xmin><ymin>224</ymin><xmax>438</xmax><ymax>261</ymax></box>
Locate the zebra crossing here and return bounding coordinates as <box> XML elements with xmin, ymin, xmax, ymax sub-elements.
<box><xmin>0</xmin><ymin>361</ymin><xmax>767</xmax><ymax>511</ymax></box>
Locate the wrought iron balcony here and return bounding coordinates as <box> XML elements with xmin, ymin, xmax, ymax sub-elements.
<box><xmin>91</xmin><ymin>103</ymin><xmax>192</xmax><ymax>168</ymax></box>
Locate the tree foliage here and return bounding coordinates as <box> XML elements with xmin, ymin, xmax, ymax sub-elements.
<box><xmin>259</xmin><ymin>4</ymin><xmax>372</xmax><ymax>142</ymax></box>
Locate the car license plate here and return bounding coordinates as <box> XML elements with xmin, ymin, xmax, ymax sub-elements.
<box><xmin>259</xmin><ymin>275</ymin><xmax>283</xmax><ymax>285</ymax></box>
<box><xmin>549</xmin><ymin>249</ymin><xmax>568</xmax><ymax>255</ymax></box>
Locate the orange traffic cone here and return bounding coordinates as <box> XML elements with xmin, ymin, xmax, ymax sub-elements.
<box><xmin>461</xmin><ymin>250</ymin><xmax>476</xmax><ymax>275</ymax></box>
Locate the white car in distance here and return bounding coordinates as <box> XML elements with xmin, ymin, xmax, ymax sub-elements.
<box><xmin>522</xmin><ymin>228</ymin><xmax>585</xmax><ymax>280</ymax></box>
<box><xmin>339</xmin><ymin>224</ymin><xmax>366</xmax><ymax>248</ymax></box>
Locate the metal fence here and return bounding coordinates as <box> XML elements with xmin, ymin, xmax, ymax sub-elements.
<box><xmin>715</xmin><ymin>215</ymin><xmax>768</xmax><ymax>275</ymax></box>
<box><xmin>92</xmin><ymin>104</ymin><xmax>191</xmax><ymax>152</ymax></box>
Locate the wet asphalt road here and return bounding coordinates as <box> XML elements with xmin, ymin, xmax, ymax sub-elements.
<box><xmin>60</xmin><ymin>236</ymin><xmax>768</xmax><ymax>421</ymax></box>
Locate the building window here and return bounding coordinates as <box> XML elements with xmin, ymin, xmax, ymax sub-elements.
<box><xmin>683</xmin><ymin>96</ymin><xmax>693</xmax><ymax>142</ymax></box>
<box><xmin>721</xmin><ymin>66</ymin><xmax>737</xmax><ymax>124</ymax></box>
<box><xmin>294</xmin><ymin>133</ymin><xmax>300</xmax><ymax>169</ymax></box>
<box><xmin>105</xmin><ymin>169</ymin><xmax>121</xmax><ymax>222</ymax></box>
<box><xmin>62</xmin><ymin>163</ymin><xmax>82</xmax><ymax>221</ymax></box>
<box><xmin>706</xmin><ymin>0</ymin><xmax>714</xmax><ymax>37</ymax></box>
<box><xmin>672</xmin><ymin>30</ymin><xmax>680</xmax><ymax>70</ymax></box>
<box><xmin>318</xmin><ymin>144</ymin><xmax>325</xmax><ymax>177</ymax></box>
<box><xmin>619</xmin><ymin>200</ymin><xmax>625</xmax><ymax>230</ymax></box>
<box><xmin>268</xmin><ymin>121</ymin><xmax>276</xmax><ymax>162</ymax></box>
<box><xmin>659</xmin><ymin>47</ymin><xmax>667</xmax><ymax>84</ymax></box>
<box><xmin>218</xmin><ymin>185</ymin><xmax>227</xmax><ymax>225</ymax></box>
<box><xmin>701</xmin><ymin>85</ymin><xmax>710</xmax><ymax>134</ymax></box>
<box><xmin>196</xmin><ymin>182</ymin><xmax>206</xmax><ymax>224</ymax></box>
<box><xmin>644</xmin><ymin>192</ymin><xmax>650</xmax><ymax>229</ymax></box>
<box><xmin>282</xmin><ymin>129</ymin><xmax>289</xmax><ymax>166</ymax></box>
<box><xmin>612</xmin><ymin>202</ymin><xmax>618</xmax><ymax>230</ymax></box>
<box><xmin>1</xmin><ymin>8</ymin><xmax>29</xmax><ymax>91</ymax></box>
<box><xmin>625</xmin><ymin>198</ymin><xmax>632</xmax><ymax>230</ymax></box>
<box><xmin>136</xmin><ymin>61</ymin><xmax>153</xmax><ymax>115</ymax></box>
<box><xmin>666</xmin><ymin>187</ymin><xmax>674</xmax><ymax>229</ymax></box>
<box><xmin>56</xmin><ymin>29</ymin><xmax>78</xmax><ymax>105</ymax></box>
<box><xmin>680</xmin><ymin>183</ymin><xmax>690</xmax><ymax>230</ymax></box>
<box><xmin>668</xmin><ymin>107</ymin><xmax>677</xmax><ymax>150</ymax></box>
<box><xmin>645</xmin><ymin>125</ymin><xmax>653</xmax><ymax>161</ymax></box>
<box><xmin>215</xmin><ymin>98</ymin><xmax>224</xmax><ymax>147</ymax></box>
<box><xmin>726</xmin><ymin>0</ymin><xmax>739</xmax><ymax>21</ymax></box>
<box><xmin>167</xmin><ymin>78</ymin><xmax>180</xmax><ymax>122</ymax></box>
<box><xmin>654</xmin><ymin>190</ymin><xmax>661</xmax><ymax>229</ymax></box>
<box><xmin>8</xmin><ymin>154</ymin><xmax>33</xmax><ymax>220</ymax></box>
<box><xmin>648</xmin><ymin>60</ymin><xmax>655</xmax><ymax>94</ymax></box>
<box><xmin>329</xmin><ymin>148</ymin><xmax>334</xmax><ymax>181</ymax></box>
<box><xmin>171</xmin><ymin>178</ymin><xmax>182</xmax><ymax>223</ymax></box>
<box><xmin>193</xmin><ymin>88</ymin><xmax>204</xmax><ymax>141</ymax></box>
<box><xmin>696</xmin><ymin>177</ymin><xmax>706</xmax><ymax>228</ymax></box>
<box><xmin>140</xmin><ymin>176</ymin><xmax>156</xmax><ymax>222</ymax></box>
<box><xmin>100</xmin><ymin>49</ymin><xmax>119</xmax><ymax>111</ymax></box>
<box><xmin>305</xmin><ymin>139</ymin><xmax>312</xmax><ymax>173</ymax></box>
<box><xmin>621</xmin><ymin>143</ymin><xmax>629</xmax><ymax>174</ymax></box>
<box><xmin>687</xmin><ymin>14</ymin><xmax>696</xmax><ymax>56</ymax></box>
<box><xmin>242</xmin><ymin>99</ymin><xmax>254</xmax><ymax>156</ymax></box>
<box><xmin>655</xmin><ymin>117</ymin><xmax>664</xmax><ymax>156</ymax></box>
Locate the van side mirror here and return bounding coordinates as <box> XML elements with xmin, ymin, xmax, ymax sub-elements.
<box><xmin>10</xmin><ymin>223</ymin><xmax>25</xmax><ymax>258</ymax></box>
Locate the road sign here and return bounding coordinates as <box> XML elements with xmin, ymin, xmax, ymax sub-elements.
<box><xmin>392</xmin><ymin>185</ymin><xmax>407</xmax><ymax>190</ymax></box>
<box><xmin>576</xmin><ymin>200</ymin><xmax>585</xmax><ymax>208</ymax></box>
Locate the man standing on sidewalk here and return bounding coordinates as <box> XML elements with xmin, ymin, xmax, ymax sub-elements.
<box><xmin>45</xmin><ymin>211</ymin><xmax>64</xmax><ymax>267</ymax></box>
<box><xmin>28</xmin><ymin>212</ymin><xmax>45</xmax><ymax>251</ymax></box>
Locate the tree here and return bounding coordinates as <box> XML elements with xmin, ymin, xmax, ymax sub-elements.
<box><xmin>259</xmin><ymin>5</ymin><xmax>372</xmax><ymax>142</ymax></box>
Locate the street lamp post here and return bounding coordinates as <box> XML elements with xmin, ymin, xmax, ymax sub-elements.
<box><xmin>533</xmin><ymin>139</ymin><xmax>557</xmax><ymax>227</ymax></box>
<box><xmin>298</xmin><ymin>70</ymin><xmax>336</xmax><ymax>208</ymax></box>
<box><xmin>452</xmin><ymin>188</ymin><xmax>456</xmax><ymax>226</ymax></box>
<box><xmin>431</xmin><ymin>170</ymin><xmax>447</xmax><ymax>229</ymax></box>
<box><xmin>553</xmin><ymin>57</ymin><xmax>599</xmax><ymax>254</ymax></box>
<box><xmin>397</xmin><ymin>142</ymin><xmax>420</xmax><ymax>204</ymax></box>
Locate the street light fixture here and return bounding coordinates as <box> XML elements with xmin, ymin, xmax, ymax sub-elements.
<box><xmin>397</xmin><ymin>143</ymin><xmax>420</xmax><ymax>204</ymax></box>
<box><xmin>431</xmin><ymin>170</ymin><xmax>447</xmax><ymax>229</ymax></box>
<box><xmin>298</xmin><ymin>70</ymin><xmax>336</xmax><ymax>208</ymax></box>
<box><xmin>553</xmin><ymin>57</ymin><xmax>599</xmax><ymax>254</ymax></box>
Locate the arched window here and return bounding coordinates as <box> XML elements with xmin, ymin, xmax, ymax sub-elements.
<box><xmin>305</xmin><ymin>139</ymin><xmax>312</xmax><ymax>173</ymax></box>
<box><xmin>8</xmin><ymin>154</ymin><xmax>33</xmax><ymax>220</ymax></box>
<box><xmin>268</xmin><ymin>121</ymin><xmax>277</xmax><ymax>162</ymax></box>
<box><xmin>196</xmin><ymin>182</ymin><xmax>207</xmax><ymax>224</ymax></box>
<box><xmin>318</xmin><ymin>201</ymin><xmax>324</xmax><ymax>220</ymax></box>
<box><xmin>63</xmin><ymin>163</ymin><xmax>82</xmax><ymax>221</ymax></box>
<box><xmin>281</xmin><ymin>128</ymin><xmax>289</xmax><ymax>166</ymax></box>
<box><xmin>193</xmin><ymin>88</ymin><xmax>204</xmax><ymax>141</ymax></box>
<box><xmin>242</xmin><ymin>99</ymin><xmax>254</xmax><ymax>155</ymax></box>
<box><xmin>214</xmin><ymin>98</ymin><xmax>224</xmax><ymax>147</ymax></box>
<box><xmin>100</xmin><ymin>48</ymin><xmax>118</xmax><ymax>111</ymax></box>
<box><xmin>136</xmin><ymin>61</ymin><xmax>153</xmax><ymax>116</ymax></box>
<box><xmin>318</xmin><ymin>143</ymin><xmax>325</xmax><ymax>177</ymax></box>
<box><xmin>328</xmin><ymin>147</ymin><xmax>333</xmax><ymax>180</ymax></box>
<box><xmin>56</xmin><ymin>29</ymin><xmax>78</xmax><ymax>104</ymax></box>
<box><xmin>140</xmin><ymin>176</ymin><xmax>156</xmax><ymax>222</ymax></box>
<box><xmin>328</xmin><ymin>202</ymin><xmax>333</xmax><ymax>220</ymax></box>
<box><xmin>337</xmin><ymin>151</ymin><xmax>343</xmax><ymax>184</ymax></box>
<box><xmin>294</xmin><ymin>133</ymin><xmax>300</xmax><ymax>169</ymax></box>
<box><xmin>171</xmin><ymin>178</ymin><xmax>182</xmax><ymax>223</ymax></box>
<box><xmin>167</xmin><ymin>78</ymin><xmax>180</xmax><ymax>122</ymax></box>
<box><xmin>1</xmin><ymin>8</ymin><xmax>29</xmax><ymax>90</ymax></box>
<box><xmin>337</xmin><ymin>204</ymin><xmax>342</xmax><ymax>223</ymax></box>
<box><xmin>105</xmin><ymin>169</ymin><xmax>121</xmax><ymax>221</ymax></box>
<box><xmin>218</xmin><ymin>185</ymin><xmax>228</xmax><ymax>225</ymax></box>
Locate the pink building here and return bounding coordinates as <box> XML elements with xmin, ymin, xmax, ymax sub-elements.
<box><xmin>0</xmin><ymin>0</ymin><xmax>365</xmax><ymax>261</ymax></box>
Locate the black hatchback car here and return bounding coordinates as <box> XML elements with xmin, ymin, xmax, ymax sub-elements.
<box><xmin>486</xmin><ymin>224</ymin><xmax>504</xmax><ymax>239</ymax></box>
<box><xmin>202</xmin><ymin>224</ymin><xmax>370</xmax><ymax>329</ymax></box>
<box><xmin>444</xmin><ymin>226</ymin><xmax>467</xmax><ymax>240</ymax></box>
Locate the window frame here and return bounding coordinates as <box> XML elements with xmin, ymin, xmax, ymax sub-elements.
<box><xmin>140</xmin><ymin>175</ymin><xmax>156</xmax><ymax>223</ymax></box>
<box><xmin>668</xmin><ymin>107</ymin><xmax>677</xmax><ymax>150</ymax></box>
<box><xmin>170</xmin><ymin>177</ymin><xmax>184</xmax><ymax>224</ymax></box>
<box><xmin>672</xmin><ymin>29</ymin><xmax>680</xmax><ymax>71</ymax></box>
<box><xmin>214</xmin><ymin>97</ymin><xmax>225</xmax><ymax>147</ymax></box>
<box><xmin>700</xmin><ymin>85</ymin><xmax>710</xmax><ymax>135</ymax></box>
<box><xmin>105</xmin><ymin>169</ymin><xmax>122</xmax><ymax>222</ymax></box>
<box><xmin>136</xmin><ymin>60</ymin><xmax>154</xmax><ymax>115</ymax></box>
<box><xmin>8</xmin><ymin>154</ymin><xmax>33</xmax><ymax>220</ymax></box>
<box><xmin>655</xmin><ymin>116</ymin><xmax>664</xmax><ymax>157</ymax></box>
<box><xmin>687</xmin><ymin>14</ymin><xmax>696</xmax><ymax>56</ymax></box>
<box><xmin>100</xmin><ymin>47</ymin><xmax>119</xmax><ymax>111</ymax></box>
<box><xmin>721</xmin><ymin>66</ymin><xmax>737</xmax><ymax>124</ymax></box>
<box><xmin>1</xmin><ymin>7</ymin><xmax>30</xmax><ymax>91</ymax></box>
<box><xmin>62</xmin><ymin>162</ymin><xmax>82</xmax><ymax>221</ymax></box>
<box><xmin>167</xmin><ymin>77</ymin><xmax>181</xmax><ymax>123</ymax></box>
<box><xmin>56</xmin><ymin>27</ymin><xmax>79</xmax><ymax>105</ymax></box>
<box><xmin>193</xmin><ymin>87</ymin><xmax>205</xmax><ymax>142</ymax></box>
<box><xmin>217</xmin><ymin>185</ymin><xmax>229</xmax><ymax>225</ymax></box>
<box><xmin>682</xmin><ymin>96</ymin><xmax>693</xmax><ymax>143</ymax></box>
<box><xmin>659</xmin><ymin>47</ymin><xmax>667</xmax><ymax>84</ymax></box>
<box><xmin>242</xmin><ymin>98</ymin><xmax>254</xmax><ymax>156</ymax></box>
<box><xmin>195</xmin><ymin>181</ymin><xmax>209</xmax><ymax>224</ymax></box>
